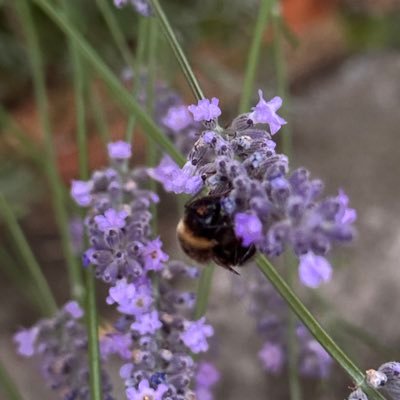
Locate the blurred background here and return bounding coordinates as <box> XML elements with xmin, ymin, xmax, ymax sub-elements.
<box><xmin>1</xmin><ymin>0</ymin><xmax>400</xmax><ymax>399</ymax></box>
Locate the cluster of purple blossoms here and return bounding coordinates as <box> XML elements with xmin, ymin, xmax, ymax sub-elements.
<box><xmin>71</xmin><ymin>141</ymin><xmax>215</xmax><ymax>399</ymax></box>
<box><xmin>234</xmin><ymin>268</ymin><xmax>332</xmax><ymax>378</ymax></box>
<box><xmin>150</xmin><ymin>91</ymin><xmax>357</xmax><ymax>287</ymax></box>
<box><xmin>114</xmin><ymin>0</ymin><xmax>151</xmax><ymax>16</ymax></box>
<box><xmin>71</xmin><ymin>141</ymin><xmax>161</xmax><ymax>283</ymax></box>
<box><xmin>103</xmin><ymin>260</ymin><xmax>214</xmax><ymax>400</ymax></box>
<box><xmin>14</xmin><ymin>302</ymin><xmax>114</xmax><ymax>400</ymax></box>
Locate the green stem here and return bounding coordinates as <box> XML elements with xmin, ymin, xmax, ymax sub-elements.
<box><xmin>239</xmin><ymin>0</ymin><xmax>272</xmax><ymax>113</ymax></box>
<box><xmin>0</xmin><ymin>195</ymin><xmax>57</xmax><ymax>316</ymax></box>
<box><xmin>194</xmin><ymin>265</ymin><xmax>214</xmax><ymax>319</ymax></box>
<box><xmin>61</xmin><ymin>2</ymin><xmax>102</xmax><ymax>398</ymax></box>
<box><xmin>256</xmin><ymin>255</ymin><xmax>386</xmax><ymax>400</ymax></box>
<box><xmin>149</xmin><ymin>0</ymin><xmax>204</xmax><ymax>101</ymax></box>
<box><xmin>33</xmin><ymin>0</ymin><xmax>185</xmax><ymax>166</ymax></box>
<box><xmin>85</xmin><ymin>268</ymin><xmax>102</xmax><ymax>400</ymax></box>
<box><xmin>0</xmin><ymin>359</ymin><xmax>24</xmax><ymax>400</ymax></box>
<box><xmin>15</xmin><ymin>0</ymin><xmax>84</xmax><ymax>301</ymax></box>
<box><xmin>125</xmin><ymin>17</ymin><xmax>149</xmax><ymax>143</ymax></box>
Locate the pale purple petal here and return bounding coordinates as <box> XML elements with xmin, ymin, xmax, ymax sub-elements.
<box><xmin>188</xmin><ymin>98</ymin><xmax>222</xmax><ymax>122</ymax></box>
<box><xmin>258</xmin><ymin>342</ymin><xmax>284</xmax><ymax>374</ymax></box>
<box><xmin>64</xmin><ymin>301</ymin><xmax>84</xmax><ymax>319</ymax></box>
<box><xmin>70</xmin><ymin>180</ymin><xmax>92</xmax><ymax>207</ymax></box>
<box><xmin>14</xmin><ymin>327</ymin><xmax>39</xmax><ymax>357</ymax></box>
<box><xmin>249</xmin><ymin>90</ymin><xmax>286</xmax><ymax>135</ymax></box>
<box><xmin>298</xmin><ymin>252</ymin><xmax>332</xmax><ymax>288</ymax></box>
<box><xmin>234</xmin><ymin>212</ymin><xmax>263</xmax><ymax>246</ymax></box>
<box><xmin>107</xmin><ymin>140</ymin><xmax>132</xmax><ymax>159</ymax></box>
<box><xmin>162</xmin><ymin>105</ymin><xmax>193</xmax><ymax>132</ymax></box>
<box><xmin>148</xmin><ymin>156</ymin><xmax>203</xmax><ymax>195</ymax></box>
<box><xmin>94</xmin><ymin>208</ymin><xmax>128</xmax><ymax>232</ymax></box>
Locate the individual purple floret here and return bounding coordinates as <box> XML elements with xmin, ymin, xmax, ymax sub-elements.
<box><xmin>95</xmin><ymin>208</ymin><xmax>128</xmax><ymax>232</ymax></box>
<box><xmin>162</xmin><ymin>105</ymin><xmax>193</xmax><ymax>132</ymax></box>
<box><xmin>126</xmin><ymin>379</ymin><xmax>168</xmax><ymax>400</ymax></box>
<box><xmin>258</xmin><ymin>342</ymin><xmax>285</xmax><ymax>374</ymax></box>
<box><xmin>195</xmin><ymin>362</ymin><xmax>220</xmax><ymax>400</ymax></box>
<box><xmin>114</xmin><ymin>0</ymin><xmax>151</xmax><ymax>16</ymax></box>
<box><xmin>298</xmin><ymin>252</ymin><xmax>332</xmax><ymax>288</ymax></box>
<box><xmin>70</xmin><ymin>180</ymin><xmax>93</xmax><ymax>206</ymax></box>
<box><xmin>108</xmin><ymin>140</ymin><xmax>132</xmax><ymax>160</ymax></box>
<box><xmin>234</xmin><ymin>212</ymin><xmax>264</xmax><ymax>246</ymax></box>
<box><xmin>249</xmin><ymin>90</ymin><xmax>286</xmax><ymax>135</ymax></box>
<box><xmin>180</xmin><ymin>317</ymin><xmax>214</xmax><ymax>354</ymax></box>
<box><xmin>14</xmin><ymin>302</ymin><xmax>114</xmax><ymax>400</ymax></box>
<box><xmin>188</xmin><ymin>98</ymin><xmax>222</xmax><ymax>122</ymax></box>
<box><xmin>170</xmin><ymin>91</ymin><xmax>357</xmax><ymax>287</ymax></box>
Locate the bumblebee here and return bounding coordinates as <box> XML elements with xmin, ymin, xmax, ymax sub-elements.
<box><xmin>176</xmin><ymin>194</ymin><xmax>256</xmax><ymax>274</ymax></box>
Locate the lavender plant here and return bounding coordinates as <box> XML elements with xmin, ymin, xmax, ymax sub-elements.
<box><xmin>2</xmin><ymin>0</ymin><xmax>396</xmax><ymax>400</ymax></box>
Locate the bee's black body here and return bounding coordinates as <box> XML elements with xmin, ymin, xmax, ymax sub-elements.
<box><xmin>177</xmin><ymin>194</ymin><xmax>256</xmax><ymax>273</ymax></box>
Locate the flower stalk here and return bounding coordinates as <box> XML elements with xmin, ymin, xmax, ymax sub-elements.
<box><xmin>0</xmin><ymin>194</ymin><xmax>57</xmax><ymax>316</ymax></box>
<box><xmin>149</xmin><ymin>0</ymin><xmax>205</xmax><ymax>101</ymax></box>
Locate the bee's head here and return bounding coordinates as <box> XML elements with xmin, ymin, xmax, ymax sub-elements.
<box><xmin>184</xmin><ymin>196</ymin><xmax>223</xmax><ymax>232</ymax></box>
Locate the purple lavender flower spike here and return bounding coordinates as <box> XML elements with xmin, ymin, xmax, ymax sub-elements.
<box><xmin>258</xmin><ymin>342</ymin><xmax>285</xmax><ymax>374</ymax></box>
<box><xmin>181</xmin><ymin>317</ymin><xmax>214</xmax><ymax>354</ymax></box>
<box><xmin>14</xmin><ymin>326</ymin><xmax>39</xmax><ymax>357</ymax></box>
<box><xmin>234</xmin><ymin>212</ymin><xmax>263</xmax><ymax>246</ymax></box>
<box><xmin>298</xmin><ymin>252</ymin><xmax>332</xmax><ymax>288</ymax></box>
<box><xmin>126</xmin><ymin>379</ymin><xmax>168</xmax><ymax>400</ymax></box>
<box><xmin>94</xmin><ymin>208</ymin><xmax>128</xmax><ymax>232</ymax></box>
<box><xmin>70</xmin><ymin>179</ymin><xmax>92</xmax><ymax>206</ymax></box>
<box><xmin>142</xmin><ymin>237</ymin><xmax>169</xmax><ymax>271</ymax></box>
<box><xmin>162</xmin><ymin>104</ymin><xmax>193</xmax><ymax>132</ymax></box>
<box><xmin>188</xmin><ymin>97</ymin><xmax>222</xmax><ymax>122</ymax></box>
<box><xmin>249</xmin><ymin>90</ymin><xmax>286</xmax><ymax>135</ymax></box>
<box><xmin>13</xmin><ymin>303</ymin><xmax>114</xmax><ymax>399</ymax></box>
<box><xmin>64</xmin><ymin>300</ymin><xmax>84</xmax><ymax>319</ymax></box>
<box><xmin>148</xmin><ymin>156</ymin><xmax>203</xmax><ymax>195</ymax></box>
